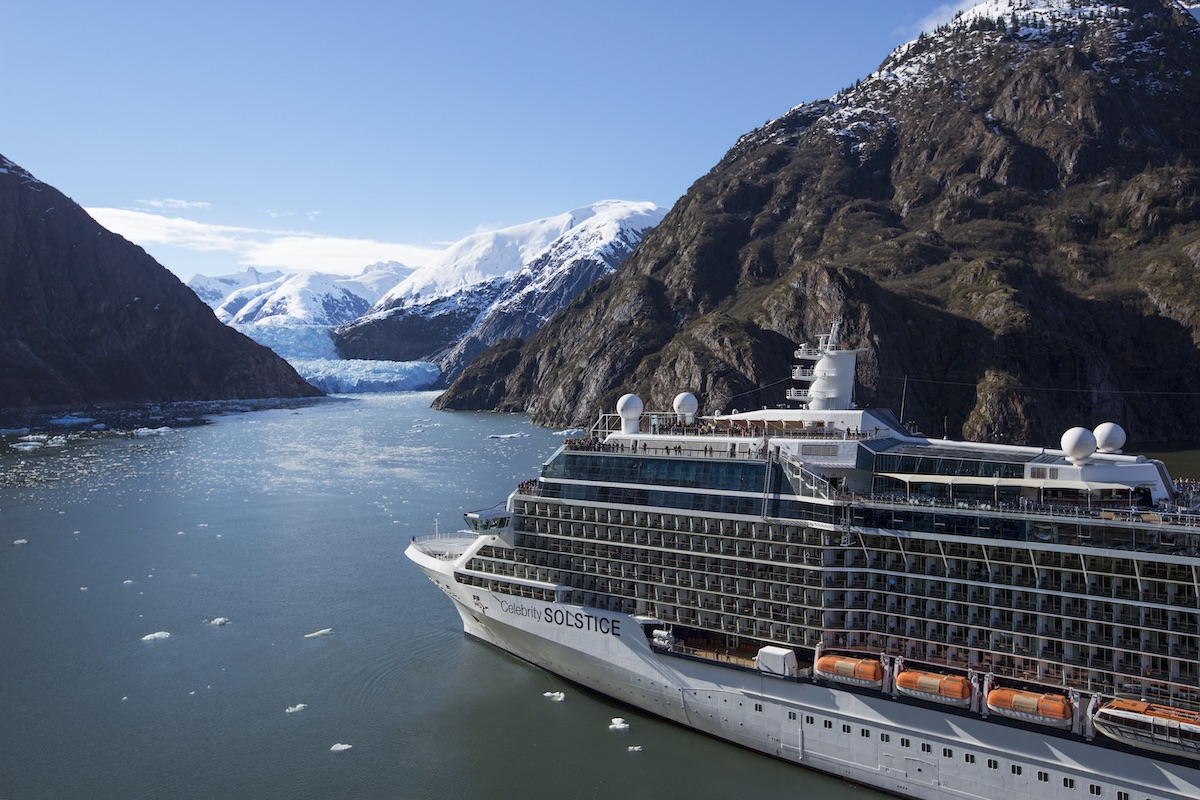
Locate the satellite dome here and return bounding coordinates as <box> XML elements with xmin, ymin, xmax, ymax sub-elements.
<box><xmin>1060</xmin><ymin>427</ymin><xmax>1097</xmax><ymax>464</ymax></box>
<box><xmin>1093</xmin><ymin>422</ymin><xmax>1127</xmax><ymax>453</ymax></box>
<box><xmin>616</xmin><ymin>393</ymin><xmax>643</xmax><ymax>419</ymax></box>
<box><xmin>616</xmin><ymin>394</ymin><xmax>643</xmax><ymax>433</ymax></box>
<box><xmin>673</xmin><ymin>392</ymin><xmax>699</xmax><ymax>416</ymax></box>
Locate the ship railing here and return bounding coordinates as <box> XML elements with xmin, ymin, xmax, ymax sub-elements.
<box><xmin>856</xmin><ymin>493</ymin><xmax>1200</xmax><ymax>532</ymax></box>
<box><xmin>778</xmin><ymin>452</ymin><xmax>832</xmax><ymax>499</ymax></box>
<box><xmin>589</xmin><ymin>413</ymin><xmax>880</xmax><ymax>443</ymax></box>
<box><xmin>408</xmin><ymin>531</ymin><xmax>476</xmax><ymax>561</ymax></box>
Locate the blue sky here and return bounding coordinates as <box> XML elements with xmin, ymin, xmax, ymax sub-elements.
<box><xmin>2</xmin><ymin>1</ymin><xmax>969</xmax><ymax>281</ymax></box>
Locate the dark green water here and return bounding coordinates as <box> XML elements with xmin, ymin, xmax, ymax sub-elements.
<box><xmin>0</xmin><ymin>393</ymin><xmax>887</xmax><ymax>800</ymax></box>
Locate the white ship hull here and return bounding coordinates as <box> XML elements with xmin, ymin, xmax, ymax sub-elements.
<box><xmin>410</xmin><ymin>543</ymin><xmax>1200</xmax><ymax>800</ymax></box>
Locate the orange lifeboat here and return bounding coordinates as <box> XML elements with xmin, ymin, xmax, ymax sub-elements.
<box><xmin>814</xmin><ymin>655</ymin><xmax>884</xmax><ymax>688</ymax></box>
<box><xmin>895</xmin><ymin>669</ymin><xmax>972</xmax><ymax>707</ymax></box>
<box><xmin>986</xmin><ymin>687</ymin><xmax>1073</xmax><ymax>729</ymax></box>
<box><xmin>1092</xmin><ymin>698</ymin><xmax>1200</xmax><ymax>760</ymax></box>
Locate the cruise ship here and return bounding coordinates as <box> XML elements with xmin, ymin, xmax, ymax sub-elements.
<box><xmin>408</xmin><ymin>325</ymin><xmax>1200</xmax><ymax>800</ymax></box>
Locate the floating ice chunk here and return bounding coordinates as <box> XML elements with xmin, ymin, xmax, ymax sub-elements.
<box><xmin>49</xmin><ymin>414</ymin><xmax>95</xmax><ymax>427</ymax></box>
<box><xmin>12</xmin><ymin>539</ymin><xmax>28</xmax><ymax>546</ymax></box>
<box><xmin>286</xmin><ymin>704</ymin><xmax>308</xmax><ymax>713</ymax></box>
<box><xmin>487</xmin><ymin>432</ymin><xmax>528</xmax><ymax>439</ymax></box>
<box><xmin>80</xmin><ymin>586</ymin><xmax>87</xmax><ymax>591</ymax></box>
<box><xmin>555</xmin><ymin>428</ymin><xmax>586</xmax><ymax>436</ymax></box>
<box><xmin>330</xmin><ymin>743</ymin><xmax>352</xmax><ymax>752</ymax></box>
<box><xmin>304</xmin><ymin>628</ymin><xmax>333</xmax><ymax>638</ymax></box>
<box><xmin>608</xmin><ymin>717</ymin><xmax>629</xmax><ymax>730</ymax></box>
<box><xmin>627</xmin><ymin>745</ymin><xmax>642</xmax><ymax>752</ymax></box>
<box><xmin>209</xmin><ymin>617</ymin><xmax>229</xmax><ymax>626</ymax></box>
<box><xmin>11</xmin><ymin>441</ymin><xmax>42</xmax><ymax>451</ymax></box>
<box><xmin>543</xmin><ymin>691</ymin><xmax>565</xmax><ymax>701</ymax></box>
<box><xmin>141</xmin><ymin>631</ymin><xmax>171</xmax><ymax>641</ymax></box>
<box><xmin>123</xmin><ymin>579</ymin><xmax>134</xmax><ymax>584</ymax></box>
<box><xmin>132</xmin><ymin>426</ymin><xmax>172</xmax><ymax>437</ymax></box>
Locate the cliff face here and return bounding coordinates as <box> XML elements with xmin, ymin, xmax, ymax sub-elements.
<box><xmin>0</xmin><ymin>155</ymin><xmax>322</xmax><ymax>410</ymax></box>
<box><xmin>437</xmin><ymin>1</ymin><xmax>1200</xmax><ymax>445</ymax></box>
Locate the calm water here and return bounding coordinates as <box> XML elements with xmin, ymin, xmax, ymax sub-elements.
<box><xmin>0</xmin><ymin>393</ymin><xmax>887</xmax><ymax>800</ymax></box>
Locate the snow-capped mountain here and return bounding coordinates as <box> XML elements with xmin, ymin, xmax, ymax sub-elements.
<box><xmin>191</xmin><ymin>262</ymin><xmax>411</xmax><ymax>326</ymax></box>
<box><xmin>186</xmin><ymin>203</ymin><xmax>662</xmax><ymax>392</ymax></box>
<box><xmin>187</xmin><ymin>267</ymin><xmax>284</xmax><ymax>308</ymax></box>
<box><xmin>333</xmin><ymin>200</ymin><xmax>665</xmax><ymax>384</ymax></box>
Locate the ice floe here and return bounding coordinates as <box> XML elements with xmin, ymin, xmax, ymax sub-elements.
<box><xmin>543</xmin><ymin>691</ymin><xmax>565</xmax><ymax>701</ymax></box>
<box><xmin>132</xmin><ymin>427</ymin><xmax>173</xmax><ymax>437</ymax></box>
<box><xmin>627</xmin><ymin>745</ymin><xmax>642</xmax><ymax>752</ymax></box>
<box><xmin>608</xmin><ymin>717</ymin><xmax>629</xmax><ymax>731</ymax></box>
<box><xmin>209</xmin><ymin>617</ymin><xmax>229</xmax><ymax>626</ymax></box>
<box><xmin>330</xmin><ymin>743</ymin><xmax>353</xmax><ymax>752</ymax></box>
<box><xmin>12</xmin><ymin>539</ymin><xmax>28</xmax><ymax>546</ymax></box>
<box><xmin>304</xmin><ymin>627</ymin><xmax>333</xmax><ymax>638</ymax></box>
<box><xmin>487</xmin><ymin>432</ymin><xmax>528</xmax><ymax>439</ymax></box>
<box><xmin>286</xmin><ymin>703</ymin><xmax>308</xmax><ymax>713</ymax></box>
<box><xmin>141</xmin><ymin>631</ymin><xmax>171</xmax><ymax>641</ymax></box>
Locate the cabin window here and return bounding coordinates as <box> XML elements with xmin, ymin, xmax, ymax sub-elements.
<box><xmin>1064</xmin><ymin>778</ymin><xmax>1076</xmax><ymax>789</ymax></box>
<box><xmin>880</xmin><ymin>733</ymin><xmax>890</xmax><ymax>743</ymax></box>
<box><xmin>754</xmin><ymin>703</ymin><xmax>763</xmax><ymax>712</ymax></box>
<box><xmin>804</xmin><ymin>714</ymin><xmax>812</xmax><ymax>723</ymax></box>
<box><xmin>921</xmin><ymin>743</ymin><xmax>932</xmax><ymax>753</ymax></box>
<box><xmin>901</xmin><ymin>738</ymin><xmax>911</xmax><ymax>748</ymax></box>
<box><xmin>988</xmin><ymin>759</ymin><xmax>999</xmax><ymax>770</ymax></box>
<box><xmin>861</xmin><ymin>728</ymin><xmax>871</xmax><ymax>738</ymax></box>
<box><xmin>1089</xmin><ymin>787</ymin><xmax>1101</xmax><ymax>797</ymax></box>
<box><xmin>943</xmin><ymin>747</ymin><xmax>952</xmax><ymax>758</ymax></box>
<box><xmin>842</xmin><ymin>724</ymin><xmax>852</xmax><ymax>733</ymax></box>
<box><xmin>1012</xmin><ymin>765</ymin><xmax>1022</xmax><ymax>775</ymax></box>
<box><xmin>824</xmin><ymin>720</ymin><xmax>833</xmax><ymax>729</ymax></box>
<box><xmin>964</xmin><ymin>754</ymin><xmax>975</xmax><ymax>764</ymax></box>
<box><xmin>1038</xmin><ymin>772</ymin><xmax>1049</xmax><ymax>782</ymax></box>
<box><xmin>788</xmin><ymin>712</ymin><xmax>798</xmax><ymax>721</ymax></box>
<box><xmin>1116</xmin><ymin>793</ymin><xmax>1128</xmax><ymax>800</ymax></box>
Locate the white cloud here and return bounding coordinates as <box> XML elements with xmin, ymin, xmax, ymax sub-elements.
<box><xmin>138</xmin><ymin>198</ymin><xmax>212</xmax><ymax>210</ymax></box>
<box><xmin>87</xmin><ymin>207</ymin><xmax>443</xmax><ymax>275</ymax></box>
<box><xmin>911</xmin><ymin>2</ymin><xmax>976</xmax><ymax>37</ymax></box>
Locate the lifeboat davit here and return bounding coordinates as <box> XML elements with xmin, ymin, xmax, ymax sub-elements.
<box><xmin>895</xmin><ymin>669</ymin><xmax>972</xmax><ymax>707</ymax></box>
<box><xmin>986</xmin><ymin>688</ymin><xmax>1073</xmax><ymax>729</ymax></box>
<box><xmin>814</xmin><ymin>655</ymin><xmax>884</xmax><ymax>688</ymax></box>
<box><xmin>1092</xmin><ymin>698</ymin><xmax>1200</xmax><ymax>761</ymax></box>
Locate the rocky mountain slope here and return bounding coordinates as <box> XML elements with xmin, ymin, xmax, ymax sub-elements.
<box><xmin>0</xmin><ymin>155</ymin><xmax>322</xmax><ymax>411</ymax></box>
<box><xmin>333</xmin><ymin>201</ymin><xmax>664</xmax><ymax>385</ymax></box>
<box><xmin>437</xmin><ymin>0</ymin><xmax>1200</xmax><ymax>446</ymax></box>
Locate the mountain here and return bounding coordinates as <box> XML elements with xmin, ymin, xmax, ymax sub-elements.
<box><xmin>187</xmin><ymin>267</ymin><xmax>283</xmax><ymax>308</ymax></box>
<box><xmin>189</xmin><ymin>262</ymin><xmax>413</xmax><ymax>359</ymax></box>
<box><xmin>333</xmin><ymin>200</ymin><xmax>665</xmax><ymax>384</ymax></box>
<box><xmin>435</xmin><ymin>0</ymin><xmax>1200</xmax><ymax>446</ymax></box>
<box><xmin>0</xmin><ymin>154</ymin><xmax>322</xmax><ymax>412</ymax></box>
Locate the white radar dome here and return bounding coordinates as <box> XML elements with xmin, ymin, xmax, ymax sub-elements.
<box><xmin>1093</xmin><ymin>422</ymin><xmax>1127</xmax><ymax>453</ymax></box>
<box><xmin>673</xmin><ymin>392</ymin><xmax>699</xmax><ymax>416</ymax></box>
<box><xmin>1060</xmin><ymin>426</ymin><xmax>1097</xmax><ymax>464</ymax></box>
<box><xmin>616</xmin><ymin>393</ymin><xmax>643</xmax><ymax>418</ymax></box>
<box><xmin>616</xmin><ymin>394</ymin><xmax>643</xmax><ymax>434</ymax></box>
